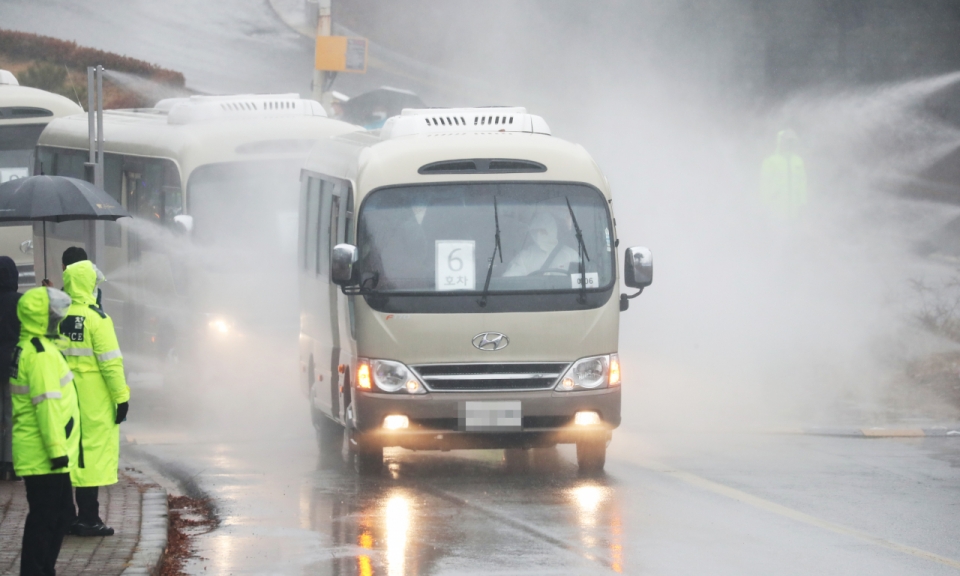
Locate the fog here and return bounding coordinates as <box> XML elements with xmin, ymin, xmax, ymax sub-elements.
<box><xmin>81</xmin><ymin>1</ymin><xmax>960</xmax><ymax>437</ymax></box>
<box><xmin>326</xmin><ymin>1</ymin><xmax>960</xmax><ymax>429</ymax></box>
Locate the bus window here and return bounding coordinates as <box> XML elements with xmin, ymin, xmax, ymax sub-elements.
<box><xmin>46</xmin><ymin>148</ymin><xmax>88</xmax><ymax>241</ymax></box>
<box><xmin>304</xmin><ymin>178</ymin><xmax>321</xmax><ymax>272</ymax></box>
<box><xmin>125</xmin><ymin>158</ymin><xmax>182</xmax><ymax>226</ymax></box>
<box><xmin>0</xmin><ymin>124</ymin><xmax>44</xmax><ymax>183</ymax></box>
<box><xmin>104</xmin><ymin>154</ymin><xmax>123</xmax><ymax>247</ymax></box>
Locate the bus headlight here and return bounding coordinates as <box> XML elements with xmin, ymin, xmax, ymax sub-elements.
<box><xmin>370</xmin><ymin>359</ymin><xmax>426</xmax><ymax>394</ymax></box>
<box><xmin>556</xmin><ymin>354</ymin><xmax>615</xmax><ymax>391</ymax></box>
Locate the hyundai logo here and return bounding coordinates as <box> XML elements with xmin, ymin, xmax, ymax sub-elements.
<box><xmin>472</xmin><ymin>332</ymin><xmax>509</xmax><ymax>351</ymax></box>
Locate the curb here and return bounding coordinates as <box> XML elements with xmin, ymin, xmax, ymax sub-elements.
<box><xmin>120</xmin><ymin>469</ymin><xmax>168</xmax><ymax>576</ymax></box>
<box><xmin>771</xmin><ymin>427</ymin><xmax>960</xmax><ymax>438</ymax></box>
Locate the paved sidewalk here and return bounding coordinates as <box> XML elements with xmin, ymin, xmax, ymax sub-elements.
<box><xmin>0</xmin><ymin>470</ymin><xmax>167</xmax><ymax>576</ymax></box>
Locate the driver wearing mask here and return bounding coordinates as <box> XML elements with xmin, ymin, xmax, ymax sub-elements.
<box><xmin>503</xmin><ymin>212</ymin><xmax>578</xmax><ymax>277</ymax></box>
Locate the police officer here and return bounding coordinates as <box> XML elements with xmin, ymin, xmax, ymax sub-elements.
<box><xmin>59</xmin><ymin>260</ymin><xmax>129</xmax><ymax>537</ymax></box>
<box><xmin>0</xmin><ymin>256</ymin><xmax>22</xmax><ymax>481</ymax></box>
<box><xmin>10</xmin><ymin>286</ymin><xmax>79</xmax><ymax>576</ymax></box>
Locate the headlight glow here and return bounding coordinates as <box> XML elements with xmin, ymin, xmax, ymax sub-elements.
<box><xmin>556</xmin><ymin>355</ymin><xmax>614</xmax><ymax>391</ymax></box>
<box><xmin>368</xmin><ymin>359</ymin><xmax>426</xmax><ymax>394</ymax></box>
<box><xmin>383</xmin><ymin>415</ymin><xmax>409</xmax><ymax>430</ymax></box>
<box><xmin>357</xmin><ymin>361</ymin><xmax>372</xmax><ymax>390</ymax></box>
<box><xmin>373</xmin><ymin>360</ymin><xmax>409</xmax><ymax>392</ymax></box>
<box><xmin>609</xmin><ymin>354</ymin><xmax>621</xmax><ymax>387</ymax></box>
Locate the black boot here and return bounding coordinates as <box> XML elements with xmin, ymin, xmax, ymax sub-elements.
<box><xmin>72</xmin><ymin>521</ymin><xmax>115</xmax><ymax>537</ymax></box>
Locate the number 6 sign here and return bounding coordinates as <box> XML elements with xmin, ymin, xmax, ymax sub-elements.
<box><xmin>435</xmin><ymin>240</ymin><xmax>476</xmax><ymax>291</ymax></box>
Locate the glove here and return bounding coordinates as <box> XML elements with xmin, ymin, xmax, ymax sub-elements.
<box><xmin>115</xmin><ymin>402</ymin><xmax>129</xmax><ymax>424</ymax></box>
<box><xmin>50</xmin><ymin>456</ymin><xmax>69</xmax><ymax>470</ymax></box>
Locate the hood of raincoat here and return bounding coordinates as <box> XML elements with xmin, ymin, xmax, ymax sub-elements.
<box><xmin>0</xmin><ymin>256</ymin><xmax>18</xmax><ymax>293</ymax></box>
<box><xmin>775</xmin><ymin>129</ymin><xmax>799</xmax><ymax>154</ymax></box>
<box><xmin>17</xmin><ymin>286</ymin><xmax>71</xmax><ymax>338</ymax></box>
<box><xmin>63</xmin><ymin>260</ymin><xmax>102</xmax><ymax>306</ymax></box>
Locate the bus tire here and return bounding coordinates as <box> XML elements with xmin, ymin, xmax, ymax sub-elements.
<box><xmin>576</xmin><ymin>438</ymin><xmax>607</xmax><ymax>475</ymax></box>
<box><xmin>503</xmin><ymin>448</ymin><xmax>530</xmax><ymax>471</ymax></box>
<box><xmin>354</xmin><ymin>446</ymin><xmax>384</xmax><ymax>476</ymax></box>
<box><xmin>315</xmin><ymin>412</ymin><xmax>344</xmax><ymax>465</ymax></box>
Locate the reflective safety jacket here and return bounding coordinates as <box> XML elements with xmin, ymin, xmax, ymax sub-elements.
<box><xmin>60</xmin><ymin>261</ymin><xmax>129</xmax><ymax>487</ymax></box>
<box><xmin>760</xmin><ymin>130</ymin><xmax>808</xmax><ymax>217</ymax></box>
<box><xmin>11</xmin><ymin>287</ymin><xmax>80</xmax><ymax>477</ymax></box>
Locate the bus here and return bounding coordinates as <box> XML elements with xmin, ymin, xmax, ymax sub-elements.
<box><xmin>298</xmin><ymin>107</ymin><xmax>653</xmax><ymax>474</ymax></box>
<box><xmin>1</xmin><ymin>69</ymin><xmax>83</xmax><ymax>286</ymax></box>
<box><xmin>35</xmin><ymin>93</ymin><xmax>359</xmax><ymax>361</ymax></box>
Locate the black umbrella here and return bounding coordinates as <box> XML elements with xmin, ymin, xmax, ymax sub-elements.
<box><xmin>0</xmin><ymin>175</ymin><xmax>131</xmax><ymax>280</ymax></box>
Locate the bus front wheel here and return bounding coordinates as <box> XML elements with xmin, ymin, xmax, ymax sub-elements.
<box><xmin>576</xmin><ymin>438</ymin><xmax>607</xmax><ymax>475</ymax></box>
<box><xmin>354</xmin><ymin>446</ymin><xmax>384</xmax><ymax>475</ymax></box>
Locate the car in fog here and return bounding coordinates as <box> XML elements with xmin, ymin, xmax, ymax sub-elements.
<box><xmin>298</xmin><ymin>107</ymin><xmax>653</xmax><ymax>474</ymax></box>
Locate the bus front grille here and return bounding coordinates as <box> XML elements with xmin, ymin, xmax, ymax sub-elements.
<box><xmin>411</xmin><ymin>362</ymin><xmax>568</xmax><ymax>392</ymax></box>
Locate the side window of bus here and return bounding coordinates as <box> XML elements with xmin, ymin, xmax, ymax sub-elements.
<box><xmin>125</xmin><ymin>159</ymin><xmax>182</xmax><ymax>227</ymax></box>
<box><xmin>47</xmin><ymin>148</ymin><xmax>88</xmax><ymax>241</ymax></box>
<box><xmin>318</xmin><ymin>179</ymin><xmax>338</xmax><ymax>276</ymax></box>
<box><xmin>104</xmin><ymin>154</ymin><xmax>123</xmax><ymax>247</ymax></box>
<box><xmin>304</xmin><ymin>178</ymin><xmax>321</xmax><ymax>272</ymax></box>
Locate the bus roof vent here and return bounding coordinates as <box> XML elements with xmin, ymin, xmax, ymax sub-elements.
<box><xmin>380</xmin><ymin>107</ymin><xmax>551</xmax><ymax>139</ymax></box>
<box><xmin>166</xmin><ymin>93</ymin><xmax>327</xmax><ymax>125</ymax></box>
<box><xmin>0</xmin><ymin>70</ymin><xmax>19</xmax><ymax>86</ymax></box>
<box><xmin>418</xmin><ymin>158</ymin><xmax>547</xmax><ymax>175</ymax></box>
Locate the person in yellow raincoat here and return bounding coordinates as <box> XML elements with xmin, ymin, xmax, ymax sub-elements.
<box><xmin>10</xmin><ymin>286</ymin><xmax>79</xmax><ymax>575</ymax></box>
<box><xmin>760</xmin><ymin>129</ymin><xmax>808</xmax><ymax>217</ymax></box>
<box><xmin>59</xmin><ymin>260</ymin><xmax>129</xmax><ymax>537</ymax></box>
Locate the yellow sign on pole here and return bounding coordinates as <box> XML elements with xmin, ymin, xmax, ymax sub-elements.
<box><xmin>315</xmin><ymin>36</ymin><xmax>368</xmax><ymax>73</ymax></box>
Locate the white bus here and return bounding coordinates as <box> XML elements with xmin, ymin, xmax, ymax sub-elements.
<box><xmin>35</xmin><ymin>93</ymin><xmax>359</xmax><ymax>359</ymax></box>
<box><xmin>0</xmin><ymin>70</ymin><xmax>83</xmax><ymax>285</ymax></box>
<box><xmin>298</xmin><ymin>107</ymin><xmax>653</xmax><ymax>474</ymax></box>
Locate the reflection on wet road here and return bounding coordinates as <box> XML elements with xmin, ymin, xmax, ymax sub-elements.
<box><xmin>126</xmin><ymin>414</ymin><xmax>960</xmax><ymax>575</ymax></box>
<box><xmin>303</xmin><ymin>449</ymin><xmax>624</xmax><ymax>575</ymax></box>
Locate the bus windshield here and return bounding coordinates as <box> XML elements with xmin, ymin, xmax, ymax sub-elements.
<box><xmin>357</xmin><ymin>182</ymin><xmax>615</xmax><ymax>295</ymax></box>
<box><xmin>0</xmin><ymin>124</ymin><xmax>44</xmax><ymax>183</ymax></box>
<box><xmin>187</xmin><ymin>159</ymin><xmax>302</xmax><ymax>258</ymax></box>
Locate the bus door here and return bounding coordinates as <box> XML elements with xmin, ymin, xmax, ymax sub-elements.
<box><xmin>304</xmin><ymin>177</ymin><xmax>348</xmax><ymax>419</ymax></box>
<box><xmin>121</xmin><ymin>159</ymin><xmax>183</xmax><ymax>356</ymax></box>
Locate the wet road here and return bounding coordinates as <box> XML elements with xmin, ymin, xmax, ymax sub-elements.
<box><xmin>124</xmin><ymin>384</ymin><xmax>960</xmax><ymax>575</ymax></box>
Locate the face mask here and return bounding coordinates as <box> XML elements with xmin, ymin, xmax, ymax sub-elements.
<box><xmin>528</xmin><ymin>214</ymin><xmax>558</xmax><ymax>253</ymax></box>
<box><xmin>46</xmin><ymin>287</ymin><xmax>71</xmax><ymax>338</ymax></box>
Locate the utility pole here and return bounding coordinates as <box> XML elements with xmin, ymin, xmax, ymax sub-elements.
<box><xmin>312</xmin><ymin>0</ymin><xmax>332</xmax><ymax>110</ymax></box>
<box><xmin>84</xmin><ymin>65</ymin><xmax>105</xmax><ymax>269</ymax></box>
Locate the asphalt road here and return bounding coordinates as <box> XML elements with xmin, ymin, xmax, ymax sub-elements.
<box><xmin>124</xmin><ymin>423</ymin><xmax>960</xmax><ymax>575</ymax></box>
<box><xmin>122</xmin><ymin>334</ymin><xmax>960</xmax><ymax>576</ymax></box>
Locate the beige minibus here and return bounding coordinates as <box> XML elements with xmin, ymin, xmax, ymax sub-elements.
<box><xmin>36</xmin><ymin>93</ymin><xmax>358</xmax><ymax>359</ymax></box>
<box><xmin>1</xmin><ymin>70</ymin><xmax>83</xmax><ymax>285</ymax></box>
<box><xmin>298</xmin><ymin>107</ymin><xmax>652</xmax><ymax>474</ymax></box>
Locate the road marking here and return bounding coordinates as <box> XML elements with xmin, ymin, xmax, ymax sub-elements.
<box><xmin>632</xmin><ymin>458</ymin><xmax>960</xmax><ymax>569</ymax></box>
<box><xmin>417</xmin><ymin>484</ymin><xmax>620</xmax><ymax>573</ymax></box>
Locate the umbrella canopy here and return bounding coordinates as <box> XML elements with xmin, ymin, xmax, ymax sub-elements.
<box><xmin>0</xmin><ymin>175</ymin><xmax>129</xmax><ymax>222</ymax></box>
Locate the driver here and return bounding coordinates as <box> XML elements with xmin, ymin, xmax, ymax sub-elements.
<box><xmin>503</xmin><ymin>212</ymin><xmax>578</xmax><ymax>277</ymax></box>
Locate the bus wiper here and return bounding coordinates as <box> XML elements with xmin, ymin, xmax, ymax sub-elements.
<box><xmin>477</xmin><ymin>196</ymin><xmax>503</xmax><ymax>308</ymax></box>
<box><xmin>565</xmin><ymin>197</ymin><xmax>591</xmax><ymax>304</ymax></box>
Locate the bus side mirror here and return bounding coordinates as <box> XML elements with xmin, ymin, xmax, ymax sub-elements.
<box><xmin>331</xmin><ymin>243</ymin><xmax>358</xmax><ymax>285</ymax></box>
<box><xmin>621</xmin><ymin>246</ymin><xmax>652</xmax><ymax>311</ymax></box>
<box><xmin>624</xmin><ymin>246</ymin><xmax>653</xmax><ymax>289</ymax></box>
<box><xmin>174</xmin><ymin>215</ymin><xmax>194</xmax><ymax>234</ymax></box>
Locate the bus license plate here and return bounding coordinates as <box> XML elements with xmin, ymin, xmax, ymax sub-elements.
<box><xmin>460</xmin><ymin>401</ymin><xmax>522</xmax><ymax>432</ymax></box>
